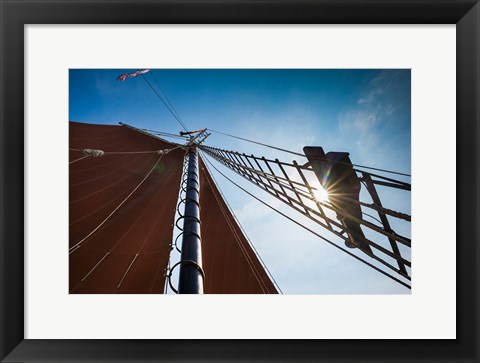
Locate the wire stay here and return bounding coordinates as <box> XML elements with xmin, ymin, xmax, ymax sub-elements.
<box><xmin>207</xmin><ymin>129</ymin><xmax>411</xmax><ymax>177</ymax></box>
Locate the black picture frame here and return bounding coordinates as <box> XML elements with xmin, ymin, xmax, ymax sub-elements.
<box><xmin>1</xmin><ymin>1</ymin><xmax>478</xmax><ymax>362</ymax></box>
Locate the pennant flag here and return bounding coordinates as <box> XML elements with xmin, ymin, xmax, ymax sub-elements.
<box><xmin>116</xmin><ymin>74</ymin><xmax>129</xmax><ymax>82</ymax></box>
<box><xmin>116</xmin><ymin>69</ymin><xmax>150</xmax><ymax>82</ymax></box>
<box><xmin>131</xmin><ymin>69</ymin><xmax>150</xmax><ymax>77</ymax></box>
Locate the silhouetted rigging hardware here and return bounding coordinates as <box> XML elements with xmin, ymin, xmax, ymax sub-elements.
<box><xmin>141</xmin><ymin>128</ymin><xmax>190</xmax><ymax>141</ymax></box>
<box><xmin>180</xmin><ymin>128</ymin><xmax>207</xmax><ymax>137</ymax></box>
<box><xmin>200</xmin><ymin>144</ymin><xmax>411</xmax><ymax>285</ymax></box>
<box><xmin>201</xmin><ymin>151</ymin><xmax>410</xmax><ymax>290</ymax></box>
<box><xmin>304</xmin><ymin>146</ymin><xmax>372</xmax><ymax>255</ymax></box>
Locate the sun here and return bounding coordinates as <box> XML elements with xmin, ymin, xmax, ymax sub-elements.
<box><xmin>313</xmin><ymin>186</ymin><xmax>329</xmax><ymax>203</ymax></box>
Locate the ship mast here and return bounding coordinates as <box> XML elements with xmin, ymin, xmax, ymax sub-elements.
<box><xmin>177</xmin><ymin>129</ymin><xmax>210</xmax><ymax>294</ymax></box>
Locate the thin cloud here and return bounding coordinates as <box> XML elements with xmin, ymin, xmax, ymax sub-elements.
<box><xmin>339</xmin><ymin>110</ymin><xmax>379</xmax><ymax>131</ymax></box>
<box><xmin>235</xmin><ymin>196</ymin><xmax>279</xmax><ymax>225</ymax></box>
<box><xmin>357</xmin><ymin>93</ymin><xmax>375</xmax><ymax>104</ymax></box>
<box><xmin>385</xmin><ymin>104</ymin><xmax>395</xmax><ymax>116</ymax></box>
<box><xmin>356</xmin><ymin>70</ymin><xmax>402</xmax><ymax>105</ymax></box>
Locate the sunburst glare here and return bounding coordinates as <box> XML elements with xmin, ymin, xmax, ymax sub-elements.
<box><xmin>313</xmin><ymin>186</ymin><xmax>329</xmax><ymax>202</ymax></box>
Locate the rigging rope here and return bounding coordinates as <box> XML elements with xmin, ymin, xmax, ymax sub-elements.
<box><xmin>334</xmin><ymin>195</ymin><xmax>411</xmax><ymax>222</ymax></box>
<box><xmin>207</xmin><ymin>129</ymin><xmax>411</xmax><ymax>177</ymax></box>
<box><xmin>69</xmin><ymin>148</ymin><xmax>170</xmax><ymax>155</ymax></box>
<box><xmin>202</xmin><ymin>154</ymin><xmax>411</xmax><ymax>290</ymax></box>
<box><xmin>362</xmin><ymin>212</ymin><xmax>383</xmax><ymax>226</ymax></box>
<box><xmin>69</xmin><ymin>146</ymin><xmax>181</xmax><ymax>253</ymax></box>
<box><xmin>69</xmin><ymin>155</ymin><xmax>91</xmax><ymax>164</ymax></box>
<box><xmin>140</xmin><ymin>73</ymin><xmax>188</xmax><ymax>131</ymax></box>
<box><xmin>150</xmin><ymin>72</ymin><xmax>185</xmax><ymax>126</ymax></box>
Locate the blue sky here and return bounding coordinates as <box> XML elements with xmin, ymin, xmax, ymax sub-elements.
<box><xmin>70</xmin><ymin>69</ymin><xmax>411</xmax><ymax>294</ymax></box>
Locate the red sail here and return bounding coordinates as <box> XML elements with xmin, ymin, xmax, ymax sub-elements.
<box><xmin>199</xmin><ymin>157</ymin><xmax>278</xmax><ymax>294</ymax></box>
<box><xmin>69</xmin><ymin>121</ymin><xmax>278</xmax><ymax>294</ymax></box>
<box><xmin>69</xmin><ymin>122</ymin><xmax>183</xmax><ymax>293</ymax></box>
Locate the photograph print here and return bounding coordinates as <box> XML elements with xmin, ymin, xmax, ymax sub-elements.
<box><xmin>69</xmin><ymin>69</ymin><xmax>411</xmax><ymax>294</ymax></box>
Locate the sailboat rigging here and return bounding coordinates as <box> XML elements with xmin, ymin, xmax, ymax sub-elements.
<box><xmin>69</xmin><ymin>69</ymin><xmax>411</xmax><ymax>294</ymax></box>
